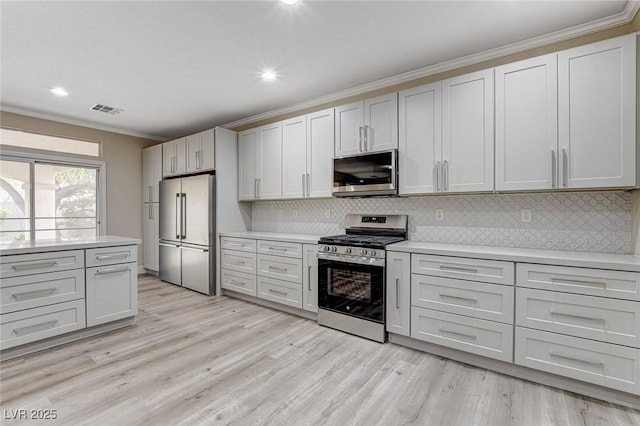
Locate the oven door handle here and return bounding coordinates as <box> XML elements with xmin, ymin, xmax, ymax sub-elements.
<box><xmin>316</xmin><ymin>252</ymin><xmax>386</xmax><ymax>267</ymax></box>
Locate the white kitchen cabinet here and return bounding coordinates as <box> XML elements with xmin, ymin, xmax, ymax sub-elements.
<box><xmin>495</xmin><ymin>54</ymin><xmax>558</xmax><ymax>191</ymax></box>
<box><xmin>282</xmin><ymin>109</ymin><xmax>334</xmax><ymax>199</ymax></box>
<box><xmin>86</xmin><ymin>261</ymin><xmax>137</xmax><ymax>327</ymax></box>
<box><xmin>238</xmin><ymin>123</ymin><xmax>282</xmax><ymax>200</ymax></box>
<box><xmin>186</xmin><ymin>129</ymin><xmax>215</xmax><ymax>173</ymax></box>
<box><xmin>386</xmin><ymin>251</ymin><xmax>410</xmax><ymax>336</ymax></box>
<box><xmin>558</xmin><ymin>34</ymin><xmax>636</xmax><ymax>189</ymax></box>
<box><xmin>143</xmin><ymin>203</ymin><xmax>159</xmax><ymax>272</ymax></box>
<box><xmin>142</xmin><ymin>144</ymin><xmax>163</xmax><ymax>202</ymax></box>
<box><xmin>442</xmin><ymin>69</ymin><xmax>494</xmax><ymax>193</ymax></box>
<box><xmin>398</xmin><ymin>82</ymin><xmax>442</xmax><ymax>195</ymax></box>
<box><xmin>302</xmin><ymin>244</ymin><xmax>318</xmax><ymax>313</ymax></box>
<box><xmin>162</xmin><ymin>137</ymin><xmax>186</xmax><ymax>177</ymax></box>
<box><xmin>335</xmin><ymin>93</ymin><xmax>398</xmax><ymax>156</ymax></box>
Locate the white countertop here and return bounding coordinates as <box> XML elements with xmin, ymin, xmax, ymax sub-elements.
<box><xmin>0</xmin><ymin>235</ymin><xmax>141</xmax><ymax>256</ymax></box>
<box><xmin>387</xmin><ymin>241</ymin><xmax>640</xmax><ymax>272</ymax></box>
<box><xmin>219</xmin><ymin>231</ymin><xmax>323</xmax><ymax>244</ymax></box>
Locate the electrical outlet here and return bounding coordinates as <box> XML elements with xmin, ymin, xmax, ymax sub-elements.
<box><xmin>292</xmin><ymin>209</ymin><xmax>298</xmax><ymax>218</ymax></box>
<box><xmin>435</xmin><ymin>208</ymin><xmax>444</xmax><ymax>221</ymax></box>
<box><xmin>325</xmin><ymin>208</ymin><xmax>331</xmax><ymax>218</ymax></box>
<box><xmin>520</xmin><ymin>209</ymin><xmax>532</xmax><ymax>223</ymax></box>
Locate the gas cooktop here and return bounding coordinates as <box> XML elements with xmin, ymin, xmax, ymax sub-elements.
<box><xmin>318</xmin><ymin>234</ymin><xmax>406</xmax><ymax>249</ymax></box>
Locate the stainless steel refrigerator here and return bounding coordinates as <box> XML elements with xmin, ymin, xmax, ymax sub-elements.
<box><xmin>159</xmin><ymin>174</ymin><xmax>215</xmax><ymax>295</ymax></box>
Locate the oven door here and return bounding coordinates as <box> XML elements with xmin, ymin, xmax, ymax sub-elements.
<box><xmin>317</xmin><ymin>255</ymin><xmax>385</xmax><ymax>323</ymax></box>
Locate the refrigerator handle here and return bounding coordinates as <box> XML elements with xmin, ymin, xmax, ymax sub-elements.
<box><xmin>181</xmin><ymin>193</ymin><xmax>187</xmax><ymax>239</ymax></box>
<box><xmin>175</xmin><ymin>193</ymin><xmax>180</xmax><ymax>239</ymax></box>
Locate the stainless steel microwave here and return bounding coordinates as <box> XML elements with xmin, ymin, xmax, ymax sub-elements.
<box><xmin>332</xmin><ymin>150</ymin><xmax>398</xmax><ymax>197</ymax></box>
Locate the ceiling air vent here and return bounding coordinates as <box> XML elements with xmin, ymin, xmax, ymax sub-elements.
<box><xmin>90</xmin><ymin>104</ymin><xmax>124</xmax><ymax>115</ymax></box>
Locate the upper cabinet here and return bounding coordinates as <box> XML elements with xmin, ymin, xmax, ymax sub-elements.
<box><xmin>162</xmin><ymin>137</ymin><xmax>186</xmax><ymax>177</ymax></box>
<box><xmin>142</xmin><ymin>144</ymin><xmax>163</xmax><ymax>202</ymax></box>
<box><xmin>495</xmin><ymin>54</ymin><xmax>558</xmax><ymax>191</ymax></box>
<box><xmin>282</xmin><ymin>108</ymin><xmax>334</xmax><ymax>199</ymax></box>
<box><xmin>163</xmin><ymin>129</ymin><xmax>215</xmax><ymax>178</ymax></box>
<box><xmin>335</xmin><ymin>93</ymin><xmax>398</xmax><ymax>156</ymax></box>
<box><xmin>558</xmin><ymin>34</ymin><xmax>636</xmax><ymax>189</ymax></box>
<box><xmin>238</xmin><ymin>123</ymin><xmax>282</xmax><ymax>201</ymax></box>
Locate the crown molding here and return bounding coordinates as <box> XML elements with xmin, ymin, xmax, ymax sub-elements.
<box><xmin>223</xmin><ymin>1</ymin><xmax>640</xmax><ymax>129</ymax></box>
<box><xmin>0</xmin><ymin>105</ymin><xmax>165</xmax><ymax>141</ymax></box>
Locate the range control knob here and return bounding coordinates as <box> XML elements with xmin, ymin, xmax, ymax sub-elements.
<box><xmin>360</xmin><ymin>249</ymin><xmax>368</xmax><ymax>256</ymax></box>
<box><xmin>331</xmin><ymin>246</ymin><xmax>338</xmax><ymax>253</ymax></box>
<box><xmin>323</xmin><ymin>245</ymin><xmax>331</xmax><ymax>252</ymax></box>
<box><xmin>344</xmin><ymin>247</ymin><xmax>352</xmax><ymax>254</ymax></box>
<box><xmin>369</xmin><ymin>250</ymin><xmax>376</xmax><ymax>257</ymax></box>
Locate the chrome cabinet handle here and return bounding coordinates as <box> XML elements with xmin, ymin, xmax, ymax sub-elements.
<box><xmin>439</xmin><ymin>293</ymin><xmax>478</xmax><ymax>303</ymax></box>
<box><xmin>148</xmin><ymin>206</ymin><xmax>153</xmax><ymax>220</ymax></box>
<box><xmin>302</xmin><ymin>174</ymin><xmax>306</xmax><ymax>197</ymax></box>
<box><xmin>439</xmin><ymin>326</ymin><xmax>477</xmax><ymax>340</ymax></box>
<box><xmin>267</xmin><ymin>246</ymin><xmax>287</xmax><ymax>252</ymax></box>
<box><xmin>11</xmin><ymin>261</ymin><xmax>57</xmax><ymax>271</ymax></box>
<box><xmin>12</xmin><ymin>288</ymin><xmax>56</xmax><ymax>301</ymax></box>
<box><xmin>550</xmin><ymin>150</ymin><xmax>557</xmax><ymax>188</ymax></box>
<box><xmin>561</xmin><ymin>148</ymin><xmax>568</xmax><ymax>187</ymax></box>
<box><xmin>550</xmin><ymin>352</ymin><xmax>604</xmax><ymax>367</ymax></box>
<box><xmin>434</xmin><ymin>162</ymin><xmax>441</xmax><ymax>192</ymax></box>
<box><xmin>13</xmin><ymin>320</ymin><xmax>58</xmax><ymax>336</ymax></box>
<box><xmin>96</xmin><ymin>253</ymin><xmax>129</xmax><ymax>261</ymax></box>
<box><xmin>443</xmin><ymin>160</ymin><xmax>449</xmax><ymax>191</ymax></box>
<box><xmin>308</xmin><ymin>265</ymin><xmax>312</xmax><ymax>291</ymax></box>
<box><xmin>229</xmin><ymin>279</ymin><xmax>246</xmax><ymax>286</ymax></box>
<box><xmin>149</xmin><ymin>185</ymin><xmax>153</xmax><ymax>202</ymax></box>
<box><xmin>550</xmin><ymin>277</ymin><xmax>606</xmax><ymax>288</ymax></box>
<box><xmin>439</xmin><ymin>265</ymin><xmax>478</xmax><ymax>274</ymax></box>
<box><xmin>550</xmin><ymin>310</ymin><xmax>604</xmax><ymax>322</ymax></box>
<box><xmin>254</xmin><ymin>179</ymin><xmax>258</xmax><ymax>198</ymax></box>
<box><xmin>268</xmin><ymin>265</ymin><xmax>288</xmax><ymax>272</ymax></box>
<box><xmin>256</xmin><ymin>179</ymin><xmax>261</xmax><ymax>198</ymax></box>
<box><xmin>268</xmin><ymin>289</ymin><xmax>287</xmax><ymax>296</ymax></box>
<box><xmin>395</xmin><ymin>278</ymin><xmax>400</xmax><ymax>309</ymax></box>
<box><xmin>306</xmin><ymin>173</ymin><xmax>310</xmax><ymax>196</ymax></box>
<box><xmin>364</xmin><ymin>125</ymin><xmax>369</xmax><ymax>151</ymax></box>
<box><xmin>95</xmin><ymin>266</ymin><xmax>129</xmax><ymax>275</ymax></box>
<box><xmin>358</xmin><ymin>127</ymin><xmax>364</xmax><ymax>152</ymax></box>
<box><xmin>230</xmin><ymin>260</ymin><xmax>246</xmax><ymax>265</ymax></box>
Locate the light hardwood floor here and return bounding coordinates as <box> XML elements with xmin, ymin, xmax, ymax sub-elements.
<box><xmin>2</xmin><ymin>275</ymin><xmax>639</xmax><ymax>426</ymax></box>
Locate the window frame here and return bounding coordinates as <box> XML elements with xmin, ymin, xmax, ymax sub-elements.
<box><xmin>0</xmin><ymin>147</ymin><xmax>107</xmax><ymax>240</ymax></box>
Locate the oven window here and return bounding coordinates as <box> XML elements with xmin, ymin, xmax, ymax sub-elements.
<box><xmin>327</xmin><ymin>268</ymin><xmax>372</xmax><ymax>302</ymax></box>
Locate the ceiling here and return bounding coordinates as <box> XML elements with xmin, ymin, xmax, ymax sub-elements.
<box><xmin>1</xmin><ymin>1</ymin><xmax>637</xmax><ymax>141</ymax></box>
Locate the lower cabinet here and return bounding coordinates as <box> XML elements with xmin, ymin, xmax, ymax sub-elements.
<box><xmin>143</xmin><ymin>203</ymin><xmax>159</xmax><ymax>271</ymax></box>
<box><xmin>302</xmin><ymin>244</ymin><xmax>318</xmax><ymax>313</ymax></box>
<box><xmin>221</xmin><ymin>269</ymin><xmax>256</xmax><ymax>296</ymax></box>
<box><xmin>257</xmin><ymin>276</ymin><xmax>303</xmax><ymax>308</ymax></box>
<box><xmin>386</xmin><ymin>251</ymin><xmax>410</xmax><ymax>336</ymax></box>
<box><xmin>86</xmin><ymin>262</ymin><xmax>138</xmax><ymax>327</ymax></box>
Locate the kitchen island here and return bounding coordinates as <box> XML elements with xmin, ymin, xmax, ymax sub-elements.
<box><xmin>0</xmin><ymin>236</ymin><xmax>140</xmax><ymax>360</ymax></box>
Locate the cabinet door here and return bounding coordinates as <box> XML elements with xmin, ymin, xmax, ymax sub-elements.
<box><xmin>258</xmin><ymin>122</ymin><xmax>282</xmax><ymax>199</ymax></box>
<box><xmin>186</xmin><ymin>129</ymin><xmax>215</xmax><ymax>173</ymax></box>
<box><xmin>386</xmin><ymin>251</ymin><xmax>410</xmax><ymax>336</ymax></box>
<box><xmin>495</xmin><ymin>54</ymin><xmax>558</xmax><ymax>191</ymax></box>
<box><xmin>186</xmin><ymin>133</ymin><xmax>202</xmax><ymax>174</ymax></box>
<box><xmin>307</xmin><ymin>108</ymin><xmax>334</xmax><ymax>198</ymax></box>
<box><xmin>442</xmin><ymin>69</ymin><xmax>494</xmax><ymax>193</ymax></box>
<box><xmin>143</xmin><ymin>204</ymin><xmax>159</xmax><ymax>271</ymax></box>
<box><xmin>335</xmin><ymin>101</ymin><xmax>363</xmax><ymax>156</ymax></box>
<box><xmin>143</xmin><ymin>147</ymin><xmax>153</xmax><ymax>202</ymax></box>
<box><xmin>174</xmin><ymin>137</ymin><xmax>186</xmax><ymax>175</ymax></box>
<box><xmin>238</xmin><ymin>129</ymin><xmax>258</xmax><ymax>200</ymax></box>
<box><xmin>302</xmin><ymin>244</ymin><xmax>318</xmax><ymax>313</ymax></box>
<box><xmin>399</xmin><ymin>82</ymin><xmax>442</xmax><ymax>195</ymax></box>
<box><xmin>282</xmin><ymin>115</ymin><xmax>308</xmax><ymax>199</ymax></box>
<box><xmin>86</xmin><ymin>262</ymin><xmax>138</xmax><ymax>327</ymax></box>
<box><xmin>162</xmin><ymin>141</ymin><xmax>176</xmax><ymax>177</ymax></box>
<box><xmin>558</xmin><ymin>34</ymin><xmax>636</xmax><ymax>189</ymax></box>
<box><xmin>199</xmin><ymin>129</ymin><xmax>215</xmax><ymax>171</ymax></box>
<box><xmin>364</xmin><ymin>93</ymin><xmax>398</xmax><ymax>152</ymax></box>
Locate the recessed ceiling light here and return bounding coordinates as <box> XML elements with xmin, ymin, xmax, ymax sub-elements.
<box><xmin>280</xmin><ymin>0</ymin><xmax>299</xmax><ymax>5</ymax></box>
<box><xmin>50</xmin><ymin>87</ymin><xmax>69</xmax><ymax>97</ymax></box>
<box><xmin>261</xmin><ymin>69</ymin><xmax>277</xmax><ymax>82</ymax></box>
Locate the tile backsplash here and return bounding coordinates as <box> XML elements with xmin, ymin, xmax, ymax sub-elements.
<box><xmin>251</xmin><ymin>191</ymin><xmax>632</xmax><ymax>254</ymax></box>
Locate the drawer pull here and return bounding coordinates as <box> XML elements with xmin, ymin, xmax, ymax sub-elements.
<box><xmin>550</xmin><ymin>277</ymin><xmax>606</xmax><ymax>288</ymax></box>
<box><xmin>268</xmin><ymin>289</ymin><xmax>288</xmax><ymax>296</ymax></box>
<box><xmin>550</xmin><ymin>310</ymin><xmax>604</xmax><ymax>323</ymax></box>
<box><xmin>438</xmin><ymin>326</ymin><xmax>477</xmax><ymax>340</ymax></box>
<box><xmin>308</xmin><ymin>266</ymin><xmax>313</xmax><ymax>291</ymax></box>
<box><xmin>267</xmin><ymin>246</ymin><xmax>288</xmax><ymax>252</ymax></box>
<box><xmin>549</xmin><ymin>352</ymin><xmax>604</xmax><ymax>367</ymax></box>
<box><xmin>439</xmin><ymin>293</ymin><xmax>478</xmax><ymax>304</ymax></box>
<box><xmin>268</xmin><ymin>266</ymin><xmax>288</xmax><ymax>272</ymax></box>
<box><xmin>230</xmin><ymin>260</ymin><xmax>247</xmax><ymax>265</ymax></box>
<box><xmin>228</xmin><ymin>243</ymin><xmax>246</xmax><ymax>247</ymax></box>
<box><xmin>395</xmin><ymin>278</ymin><xmax>400</xmax><ymax>309</ymax></box>
<box><xmin>229</xmin><ymin>280</ymin><xmax>246</xmax><ymax>286</ymax></box>
<box><xmin>13</xmin><ymin>319</ymin><xmax>58</xmax><ymax>336</ymax></box>
<box><xmin>439</xmin><ymin>265</ymin><xmax>478</xmax><ymax>274</ymax></box>
<box><xmin>95</xmin><ymin>267</ymin><xmax>129</xmax><ymax>275</ymax></box>
<box><xmin>12</xmin><ymin>288</ymin><xmax>57</xmax><ymax>301</ymax></box>
<box><xmin>11</xmin><ymin>261</ymin><xmax>57</xmax><ymax>271</ymax></box>
<box><xmin>96</xmin><ymin>253</ymin><xmax>129</xmax><ymax>261</ymax></box>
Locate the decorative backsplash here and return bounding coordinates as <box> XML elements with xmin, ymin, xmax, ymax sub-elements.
<box><xmin>251</xmin><ymin>191</ymin><xmax>632</xmax><ymax>254</ymax></box>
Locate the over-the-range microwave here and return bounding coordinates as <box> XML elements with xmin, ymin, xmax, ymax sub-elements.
<box><xmin>332</xmin><ymin>149</ymin><xmax>398</xmax><ymax>197</ymax></box>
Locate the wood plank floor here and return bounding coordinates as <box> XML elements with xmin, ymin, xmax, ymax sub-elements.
<box><xmin>1</xmin><ymin>275</ymin><xmax>639</xmax><ymax>425</ymax></box>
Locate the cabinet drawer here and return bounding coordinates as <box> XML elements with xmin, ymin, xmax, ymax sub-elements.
<box><xmin>517</xmin><ymin>263</ymin><xmax>640</xmax><ymax>301</ymax></box>
<box><xmin>1</xmin><ymin>269</ymin><xmax>85</xmax><ymax>314</ymax></box>
<box><xmin>257</xmin><ymin>254</ymin><xmax>303</xmax><ymax>284</ymax></box>
<box><xmin>0</xmin><ymin>250</ymin><xmax>84</xmax><ymax>279</ymax></box>
<box><xmin>516</xmin><ymin>288</ymin><xmax>640</xmax><ymax>348</ymax></box>
<box><xmin>86</xmin><ymin>262</ymin><xmax>137</xmax><ymax>327</ymax></box>
<box><xmin>221</xmin><ymin>269</ymin><xmax>256</xmax><ymax>297</ymax></box>
<box><xmin>221</xmin><ymin>237</ymin><xmax>256</xmax><ymax>253</ymax></box>
<box><xmin>410</xmin><ymin>307</ymin><xmax>513</xmax><ymax>362</ymax></box>
<box><xmin>257</xmin><ymin>240</ymin><xmax>302</xmax><ymax>258</ymax></box>
<box><xmin>412</xmin><ymin>254</ymin><xmax>514</xmax><ymax>286</ymax></box>
<box><xmin>257</xmin><ymin>276</ymin><xmax>302</xmax><ymax>309</ymax></box>
<box><xmin>411</xmin><ymin>274</ymin><xmax>514</xmax><ymax>324</ymax></box>
<box><xmin>0</xmin><ymin>300</ymin><xmax>86</xmax><ymax>350</ymax></box>
<box><xmin>515</xmin><ymin>327</ymin><xmax>640</xmax><ymax>395</ymax></box>
<box><xmin>86</xmin><ymin>245</ymin><xmax>137</xmax><ymax>267</ymax></box>
<box><xmin>221</xmin><ymin>250</ymin><xmax>256</xmax><ymax>274</ymax></box>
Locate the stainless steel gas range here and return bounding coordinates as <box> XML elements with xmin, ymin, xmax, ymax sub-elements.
<box><xmin>316</xmin><ymin>214</ymin><xmax>408</xmax><ymax>342</ymax></box>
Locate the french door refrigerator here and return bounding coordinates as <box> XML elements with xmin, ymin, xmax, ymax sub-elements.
<box><xmin>159</xmin><ymin>174</ymin><xmax>215</xmax><ymax>295</ymax></box>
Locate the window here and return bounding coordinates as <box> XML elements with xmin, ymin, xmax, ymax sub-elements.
<box><xmin>0</xmin><ymin>131</ymin><xmax>105</xmax><ymax>242</ymax></box>
<box><xmin>0</xmin><ymin>128</ymin><xmax>100</xmax><ymax>157</ymax></box>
